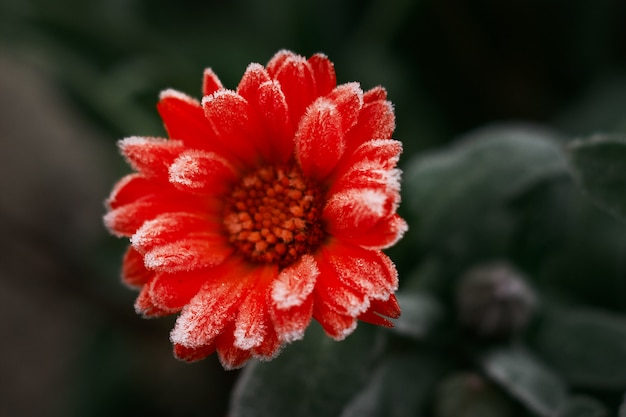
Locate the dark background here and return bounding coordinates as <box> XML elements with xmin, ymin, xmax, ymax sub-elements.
<box><xmin>1</xmin><ymin>0</ymin><xmax>626</xmax><ymax>416</ymax></box>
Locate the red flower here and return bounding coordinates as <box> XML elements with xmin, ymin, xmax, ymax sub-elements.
<box><xmin>104</xmin><ymin>50</ymin><xmax>407</xmax><ymax>369</ymax></box>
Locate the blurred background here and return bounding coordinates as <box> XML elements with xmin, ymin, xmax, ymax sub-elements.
<box><xmin>1</xmin><ymin>0</ymin><xmax>626</xmax><ymax>416</ymax></box>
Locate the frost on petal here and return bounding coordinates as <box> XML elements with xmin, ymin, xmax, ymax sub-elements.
<box><xmin>135</xmin><ymin>283</ymin><xmax>172</xmax><ymax>317</ymax></box>
<box><xmin>254</xmin><ymin>81</ymin><xmax>293</xmax><ymax>163</ymax></box>
<box><xmin>323</xmin><ymin>188</ymin><xmax>397</xmax><ymax>234</ymax></box>
<box><xmin>169</xmin><ymin>149</ymin><xmax>238</xmax><ymax>195</ymax></box>
<box><xmin>252</xmin><ymin>325</ymin><xmax>282</xmax><ymax>361</ymax></box>
<box><xmin>216</xmin><ymin>324</ymin><xmax>254</xmax><ymax>370</ymax></box>
<box><xmin>271</xmin><ymin>295</ymin><xmax>314</xmax><ymax>343</ymax></box>
<box><xmin>233</xmin><ymin>265</ymin><xmax>278</xmax><ymax>350</ymax></box>
<box><xmin>313</xmin><ymin>298</ymin><xmax>358</xmax><ymax>341</ymax></box>
<box><xmin>363</xmin><ymin>86</ymin><xmax>387</xmax><ymax>103</ymax></box>
<box><xmin>121</xmin><ymin>246</ymin><xmax>153</xmax><ymax>288</ymax></box>
<box><xmin>266</xmin><ymin>49</ymin><xmax>296</xmax><ymax>76</ymax></box>
<box><xmin>202</xmin><ymin>68</ymin><xmax>223</xmax><ymax>96</ymax></box>
<box><xmin>143</xmin><ymin>236</ymin><xmax>232</xmax><ymax>272</ymax></box>
<box><xmin>269</xmin><ymin>53</ymin><xmax>317</xmax><ymax>125</ymax></box>
<box><xmin>319</xmin><ymin>241</ymin><xmax>399</xmax><ymax>303</ymax></box>
<box><xmin>271</xmin><ymin>254</ymin><xmax>319</xmax><ymax>309</ymax></box>
<box><xmin>345</xmin><ymin>99</ymin><xmax>395</xmax><ymax>152</ymax></box>
<box><xmin>106</xmin><ymin>173</ymin><xmax>163</xmax><ymax>210</ymax></box>
<box><xmin>170</xmin><ymin>259</ymin><xmax>255</xmax><ymax>349</ymax></box>
<box><xmin>295</xmin><ymin>98</ymin><xmax>345</xmax><ymax>180</ymax></box>
<box><xmin>327</xmin><ymin>82</ymin><xmax>363</xmax><ymax>134</ymax></box>
<box><xmin>358</xmin><ymin>295</ymin><xmax>401</xmax><ymax>328</ymax></box>
<box><xmin>174</xmin><ymin>342</ymin><xmax>216</xmax><ymax>363</ymax></box>
<box><xmin>147</xmin><ymin>269</ymin><xmax>209</xmax><ymax>312</ymax></box>
<box><xmin>335</xmin><ymin>214</ymin><xmax>408</xmax><ymax>250</ymax></box>
<box><xmin>203</xmin><ymin>90</ymin><xmax>269</xmax><ymax>164</ymax></box>
<box><xmin>157</xmin><ymin>90</ymin><xmax>220</xmax><ymax>151</ymax></box>
<box><xmin>308</xmin><ymin>53</ymin><xmax>336</xmax><ymax>97</ymax></box>
<box><xmin>236</xmin><ymin>63</ymin><xmax>271</xmax><ymax>102</ymax></box>
<box><xmin>119</xmin><ymin>136</ymin><xmax>186</xmax><ymax>181</ymax></box>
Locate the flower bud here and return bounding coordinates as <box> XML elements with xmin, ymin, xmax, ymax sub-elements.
<box><xmin>456</xmin><ymin>261</ymin><xmax>536</xmax><ymax>339</ymax></box>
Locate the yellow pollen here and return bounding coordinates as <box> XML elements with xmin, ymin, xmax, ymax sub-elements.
<box><xmin>223</xmin><ymin>165</ymin><xmax>325</xmax><ymax>266</ymax></box>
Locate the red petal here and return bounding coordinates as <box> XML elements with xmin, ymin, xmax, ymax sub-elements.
<box><xmin>134</xmin><ymin>283</ymin><xmax>172</xmax><ymax>317</ymax></box>
<box><xmin>252</xmin><ymin>324</ymin><xmax>282</xmax><ymax>361</ymax></box>
<box><xmin>295</xmin><ymin>98</ymin><xmax>345</xmax><ymax>180</ymax></box>
<box><xmin>327</xmin><ymin>83</ymin><xmax>363</xmax><ymax>134</ymax></box>
<box><xmin>363</xmin><ymin>86</ymin><xmax>387</xmax><ymax>103</ymax></box>
<box><xmin>334</xmin><ymin>214</ymin><xmax>408</xmax><ymax>250</ymax></box>
<box><xmin>254</xmin><ymin>81</ymin><xmax>293</xmax><ymax>164</ymax></box>
<box><xmin>323</xmin><ymin>187</ymin><xmax>398</xmax><ymax>234</ymax></box>
<box><xmin>143</xmin><ymin>236</ymin><xmax>233</xmax><ymax>273</ymax></box>
<box><xmin>358</xmin><ymin>309</ymin><xmax>394</xmax><ymax>327</ymax></box>
<box><xmin>168</xmin><ymin>149</ymin><xmax>238</xmax><ymax>195</ymax></box>
<box><xmin>169</xmin><ymin>258</ymin><xmax>255</xmax><ymax>348</ymax></box>
<box><xmin>202</xmin><ymin>68</ymin><xmax>223</xmax><ymax>96</ymax></box>
<box><xmin>173</xmin><ymin>342</ymin><xmax>216</xmax><ymax>363</ymax></box>
<box><xmin>203</xmin><ymin>90</ymin><xmax>269</xmax><ymax>164</ymax></box>
<box><xmin>106</xmin><ymin>173</ymin><xmax>162</xmax><ymax>210</ymax></box>
<box><xmin>216</xmin><ymin>323</ymin><xmax>253</xmax><ymax>370</ymax></box>
<box><xmin>317</xmin><ymin>241</ymin><xmax>399</xmax><ymax>301</ymax></box>
<box><xmin>270</xmin><ymin>295</ymin><xmax>314</xmax><ymax>343</ymax></box>
<box><xmin>121</xmin><ymin>246</ymin><xmax>153</xmax><ymax>288</ymax></box>
<box><xmin>237</xmin><ymin>63</ymin><xmax>271</xmax><ymax>102</ymax></box>
<box><xmin>345</xmin><ymin>99</ymin><xmax>395</xmax><ymax>152</ymax></box>
<box><xmin>270</xmin><ymin>53</ymin><xmax>317</xmax><ymax>126</ymax></box>
<box><xmin>313</xmin><ymin>298</ymin><xmax>357</xmax><ymax>341</ymax></box>
<box><xmin>130</xmin><ymin>211</ymin><xmax>218</xmax><ymax>254</ymax></box>
<box><xmin>270</xmin><ymin>254</ymin><xmax>319</xmax><ymax>309</ymax></box>
<box><xmin>157</xmin><ymin>90</ymin><xmax>221</xmax><ymax>151</ymax></box>
<box><xmin>266</xmin><ymin>49</ymin><xmax>296</xmax><ymax>78</ymax></box>
<box><xmin>233</xmin><ymin>265</ymin><xmax>278</xmax><ymax>350</ymax></box>
<box><xmin>147</xmin><ymin>269</ymin><xmax>210</xmax><ymax>312</ymax></box>
<box><xmin>308</xmin><ymin>53</ymin><xmax>336</xmax><ymax>97</ymax></box>
<box><xmin>119</xmin><ymin>136</ymin><xmax>186</xmax><ymax>181</ymax></box>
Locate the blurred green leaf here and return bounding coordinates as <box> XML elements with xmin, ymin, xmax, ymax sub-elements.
<box><xmin>568</xmin><ymin>134</ymin><xmax>626</xmax><ymax>223</ymax></box>
<box><xmin>532</xmin><ymin>306</ymin><xmax>626</xmax><ymax>389</ymax></box>
<box><xmin>435</xmin><ymin>373</ymin><xmax>515</xmax><ymax>417</ymax></box>
<box><xmin>558</xmin><ymin>396</ymin><xmax>607</xmax><ymax>417</ymax></box>
<box><xmin>479</xmin><ymin>347</ymin><xmax>567</xmax><ymax>417</ymax></box>
<box><xmin>230</xmin><ymin>323</ymin><xmax>385</xmax><ymax>417</ymax></box>
<box><xmin>340</xmin><ymin>350</ymin><xmax>448</xmax><ymax>417</ymax></box>
<box><xmin>404</xmin><ymin>123</ymin><xmax>567</xmax><ymax>243</ymax></box>
<box><xmin>391</xmin><ymin>292</ymin><xmax>444</xmax><ymax>340</ymax></box>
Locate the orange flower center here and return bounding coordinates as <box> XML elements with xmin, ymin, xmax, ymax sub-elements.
<box><xmin>223</xmin><ymin>165</ymin><xmax>325</xmax><ymax>266</ymax></box>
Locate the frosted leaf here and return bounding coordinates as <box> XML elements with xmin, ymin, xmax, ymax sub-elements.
<box><xmin>271</xmin><ymin>254</ymin><xmax>319</xmax><ymax>309</ymax></box>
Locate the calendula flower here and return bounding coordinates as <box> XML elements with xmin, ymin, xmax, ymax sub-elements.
<box><xmin>104</xmin><ymin>50</ymin><xmax>407</xmax><ymax>369</ymax></box>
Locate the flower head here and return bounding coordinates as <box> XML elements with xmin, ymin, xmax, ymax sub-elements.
<box><xmin>104</xmin><ymin>50</ymin><xmax>407</xmax><ymax>369</ymax></box>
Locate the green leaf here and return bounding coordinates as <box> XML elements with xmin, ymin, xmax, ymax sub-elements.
<box><xmin>479</xmin><ymin>347</ymin><xmax>568</xmax><ymax>417</ymax></box>
<box><xmin>391</xmin><ymin>292</ymin><xmax>444</xmax><ymax>340</ymax></box>
<box><xmin>568</xmin><ymin>134</ymin><xmax>626</xmax><ymax>222</ymax></box>
<box><xmin>404</xmin><ymin>123</ymin><xmax>567</xmax><ymax>243</ymax></box>
<box><xmin>531</xmin><ymin>306</ymin><xmax>626</xmax><ymax>389</ymax></box>
<box><xmin>435</xmin><ymin>373</ymin><xmax>515</xmax><ymax>417</ymax></box>
<box><xmin>340</xmin><ymin>350</ymin><xmax>448</xmax><ymax>417</ymax></box>
<box><xmin>230</xmin><ymin>323</ymin><xmax>385</xmax><ymax>417</ymax></box>
<box><xmin>558</xmin><ymin>396</ymin><xmax>607</xmax><ymax>417</ymax></box>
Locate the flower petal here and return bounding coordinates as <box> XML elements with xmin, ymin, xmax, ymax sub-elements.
<box><xmin>119</xmin><ymin>136</ymin><xmax>186</xmax><ymax>181</ymax></box>
<box><xmin>147</xmin><ymin>269</ymin><xmax>210</xmax><ymax>313</ymax></box>
<box><xmin>233</xmin><ymin>265</ymin><xmax>278</xmax><ymax>350</ymax></box>
<box><xmin>169</xmin><ymin>258</ymin><xmax>255</xmax><ymax>348</ymax></box>
<box><xmin>168</xmin><ymin>149</ymin><xmax>238</xmax><ymax>195</ymax></box>
<box><xmin>157</xmin><ymin>90</ymin><xmax>220</xmax><ymax>151</ymax></box>
<box><xmin>202</xmin><ymin>68</ymin><xmax>223</xmax><ymax>96</ymax></box>
<box><xmin>121</xmin><ymin>246</ymin><xmax>153</xmax><ymax>288</ymax></box>
<box><xmin>313</xmin><ymin>298</ymin><xmax>357</xmax><ymax>341</ymax></box>
<box><xmin>237</xmin><ymin>63</ymin><xmax>271</xmax><ymax>102</ymax></box>
<box><xmin>134</xmin><ymin>283</ymin><xmax>172</xmax><ymax>317</ymax></box>
<box><xmin>327</xmin><ymin>82</ymin><xmax>363</xmax><ymax>134</ymax></box>
<box><xmin>345</xmin><ymin>96</ymin><xmax>395</xmax><ymax>152</ymax></box>
<box><xmin>203</xmin><ymin>90</ymin><xmax>269</xmax><ymax>164</ymax></box>
<box><xmin>254</xmin><ymin>81</ymin><xmax>293</xmax><ymax>163</ymax></box>
<box><xmin>308</xmin><ymin>53</ymin><xmax>336</xmax><ymax>97</ymax></box>
<box><xmin>295</xmin><ymin>98</ymin><xmax>345</xmax><ymax>180</ymax></box>
<box><xmin>106</xmin><ymin>173</ymin><xmax>162</xmax><ymax>210</ymax></box>
<box><xmin>323</xmin><ymin>187</ymin><xmax>398</xmax><ymax>234</ymax></box>
<box><xmin>216</xmin><ymin>323</ymin><xmax>253</xmax><ymax>370</ymax></box>
<box><xmin>143</xmin><ymin>236</ymin><xmax>233</xmax><ymax>273</ymax></box>
<box><xmin>268</xmin><ymin>52</ymin><xmax>317</xmax><ymax>125</ymax></box>
<box><xmin>270</xmin><ymin>254</ymin><xmax>319</xmax><ymax>309</ymax></box>
<box><xmin>173</xmin><ymin>342</ymin><xmax>216</xmax><ymax>363</ymax></box>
